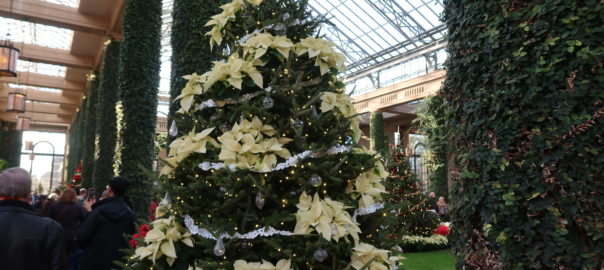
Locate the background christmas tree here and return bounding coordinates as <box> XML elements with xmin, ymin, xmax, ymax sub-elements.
<box><xmin>124</xmin><ymin>0</ymin><xmax>400</xmax><ymax>269</ymax></box>
<box><xmin>386</xmin><ymin>145</ymin><xmax>439</xmax><ymax>238</ymax></box>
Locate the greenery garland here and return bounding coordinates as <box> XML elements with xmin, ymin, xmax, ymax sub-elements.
<box><xmin>81</xmin><ymin>74</ymin><xmax>99</xmax><ymax>189</ymax></box>
<box><xmin>118</xmin><ymin>0</ymin><xmax>162</xmax><ymax>218</ymax></box>
<box><xmin>93</xmin><ymin>40</ymin><xmax>121</xmax><ymax>195</ymax></box>
<box><xmin>443</xmin><ymin>1</ymin><xmax>604</xmax><ymax>268</ymax></box>
<box><xmin>66</xmin><ymin>111</ymin><xmax>83</xmax><ymax>182</ymax></box>
<box><xmin>169</xmin><ymin>0</ymin><xmax>226</xmax><ymax>135</ymax></box>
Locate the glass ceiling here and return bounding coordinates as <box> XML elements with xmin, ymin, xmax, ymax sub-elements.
<box><xmin>39</xmin><ymin>0</ymin><xmax>80</xmax><ymax>8</ymax></box>
<box><xmin>9</xmin><ymin>84</ymin><xmax>64</xmax><ymax>94</ymax></box>
<box><xmin>17</xmin><ymin>60</ymin><xmax>67</xmax><ymax>77</ymax></box>
<box><xmin>308</xmin><ymin>0</ymin><xmax>445</xmax><ymax>76</ymax></box>
<box><xmin>0</xmin><ymin>17</ymin><xmax>74</xmax><ymax>50</ymax></box>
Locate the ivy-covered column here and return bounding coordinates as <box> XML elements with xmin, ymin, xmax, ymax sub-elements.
<box><xmin>66</xmin><ymin>113</ymin><xmax>82</xmax><ymax>181</ymax></box>
<box><xmin>118</xmin><ymin>0</ymin><xmax>162</xmax><ymax>218</ymax></box>
<box><xmin>93</xmin><ymin>40</ymin><xmax>121</xmax><ymax>195</ymax></box>
<box><xmin>443</xmin><ymin>1</ymin><xmax>604</xmax><ymax>268</ymax></box>
<box><xmin>81</xmin><ymin>74</ymin><xmax>100</xmax><ymax>188</ymax></box>
<box><xmin>0</xmin><ymin>121</ymin><xmax>23</xmax><ymax>168</ymax></box>
<box><xmin>370</xmin><ymin>111</ymin><xmax>386</xmax><ymax>156</ymax></box>
<box><xmin>169</xmin><ymin>0</ymin><xmax>225</xmax><ymax>135</ymax></box>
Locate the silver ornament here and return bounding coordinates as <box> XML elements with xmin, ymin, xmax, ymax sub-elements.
<box><xmin>262</xmin><ymin>97</ymin><xmax>274</xmax><ymax>109</ymax></box>
<box><xmin>391</xmin><ymin>245</ymin><xmax>403</xmax><ymax>253</ymax></box>
<box><xmin>331</xmin><ymin>225</ymin><xmax>339</xmax><ymax>236</ymax></box>
<box><xmin>311</xmin><ymin>106</ymin><xmax>318</xmax><ymax>118</ymax></box>
<box><xmin>220</xmin><ymin>123</ymin><xmax>230</xmax><ymax>133</ymax></box>
<box><xmin>309</xmin><ymin>174</ymin><xmax>322</xmax><ymax>187</ymax></box>
<box><xmin>213</xmin><ymin>238</ymin><xmax>225</xmax><ymax>256</ymax></box>
<box><xmin>168</xmin><ymin>121</ymin><xmax>178</xmax><ymax>137</ymax></box>
<box><xmin>255</xmin><ymin>191</ymin><xmax>265</xmax><ymax>210</ymax></box>
<box><xmin>380</xmin><ymin>224</ymin><xmax>389</xmax><ymax>230</ymax></box>
<box><xmin>210</xmin><ymin>114</ymin><xmax>219</xmax><ymax>122</ymax></box>
<box><xmin>198</xmin><ymin>162</ymin><xmax>211</xmax><ymax>171</ymax></box>
<box><xmin>313</xmin><ymin>248</ymin><xmax>328</xmax><ymax>262</ymax></box>
<box><xmin>291</xmin><ymin>119</ymin><xmax>304</xmax><ymax>130</ymax></box>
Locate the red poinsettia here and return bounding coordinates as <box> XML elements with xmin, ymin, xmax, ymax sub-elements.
<box><xmin>435</xmin><ymin>225</ymin><xmax>449</xmax><ymax>237</ymax></box>
<box><xmin>139</xmin><ymin>224</ymin><xmax>151</xmax><ymax>237</ymax></box>
<box><xmin>72</xmin><ymin>174</ymin><xmax>81</xmax><ymax>183</ymax></box>
<box><xmin>129</xmin><ymin>233</ymin><xmax>141</xmax><ymax>248</ymax></box>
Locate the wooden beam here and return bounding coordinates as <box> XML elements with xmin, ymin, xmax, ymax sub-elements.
<box><xmin>0</xmin><ymin>87</ymin><xmax>82</xmax><ymax>106</ymax></box>
<box><xmin>29</xmin><ymin>123</ymin><xmax>69</xmax><ymax>133</ymax></box>
<box><xmin>17</xmin><ymin>42</ymin><xmax>95</xmax><ymax>69</ymax></box>
<box><xmin>0</xmin><ymin>0</ymin><xmax>114</xmax><ymax>36</ymax></box>
<box><xmin>0</xmin><ymin>72</ymin><xmax>86</xmax><ymax>93</ymax></box>
<box><xmin>0</xmin><ymin>111</ymin><xmax>71</xmax><ymax>124</ymax></box>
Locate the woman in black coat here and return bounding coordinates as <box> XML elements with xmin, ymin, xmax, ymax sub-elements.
<box><xmin>49</xmin><ymin>188</ymin><xmax>87</xmax><ymax>270</ymax></box>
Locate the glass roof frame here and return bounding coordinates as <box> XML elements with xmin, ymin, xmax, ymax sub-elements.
<box><xmin>308</xmin><ymin>0</ymin><xmax>446</xmax><ymax>77</ymax></box>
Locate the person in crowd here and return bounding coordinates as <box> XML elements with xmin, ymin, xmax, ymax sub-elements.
<box><xmin>50</xmin><ymin>188</ymin><xmax>87</xmax><ymax>270</ymax></box>
<box><xmin>0</xmin><ymin>167</ymin><xmax>66</xmax><ymax>269</ymax></box>
<box><xmin>77</xmin><ymin>188</ymin><xmax>87</xmax><ymax>206</ymax></box>
<box><xmin>437</xmin><ymin>196</ymin><xmax>449</xmax><ymax>220</ymax></box>
<box><xmin>34</xmin><ymin>194</ymin><xmax>47</xmax><ymax>212</ymax></box>
<box><xmin>41</xmin><ymin>192</ymin><xmax>59</xmax><ymax>216</ymax></box>
<box><xmin>77</xmin><ymin>176</ymin><xmax>136</xmax><ymax>270</ymax></box>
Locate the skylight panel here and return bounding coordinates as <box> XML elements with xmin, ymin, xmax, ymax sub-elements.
<box><xmin>0</xmin><ymin>17</ymin><xmax>73</xmax><ymax>50</ymax></box>
<box><xmin>39</xmin><ymin>0</ymin><xmax>80</xmax><ymax>8</ymax></box>
<box><xmin>17</xmin><ymin>60</ymin><xmax>66</xmax><ymax>77</ymax></box>
<box><xmin>416</xmin><ymin>6</ymin><xmax>438</xmax><ymax>28</ymax></box>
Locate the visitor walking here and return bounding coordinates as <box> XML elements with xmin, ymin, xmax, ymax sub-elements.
<box><xmin>41</xmin><ymin>193</ymin><xmax>59</xmax><ymax>216</ymax></box>
<box><xmin>77</xmin><ymin>188</ymin><xmax>87</xmax><ymax>206</ymax></box>
<box><xmin>0</xmin><ymin>167</ymin><xmax>66</xmax><ymax>269</ymax></box>
<box><xmin>77</xmin><ymin>176</ymin><xmax>136</xmax><ymax>270</ymax></box>
<box><xmin>50</xmin><ymin>188</ymin><xmax>87</xmax><ymax>270</ymax></box>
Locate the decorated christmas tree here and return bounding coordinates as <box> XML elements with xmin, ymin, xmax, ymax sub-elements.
<box><xmin>125</xmin><ymin>0</ymin><xmax>400</xmax><ymax>269</ymax></box>
<box><xmin>386</xmin><ymin>145</ymin><xmax>439</xmax><ymax>238</ymax></box>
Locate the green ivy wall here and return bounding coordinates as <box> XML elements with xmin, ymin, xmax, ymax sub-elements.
<box><xmin>443</xmin><ymin>1</ymin><xmax>604</xmax><ymax>268</ymax></box>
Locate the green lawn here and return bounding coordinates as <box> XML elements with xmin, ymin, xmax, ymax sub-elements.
<box><xmin>399</xmin><ymin>249</ymin><xmax>455</xmax><ymax>270</ymax></box>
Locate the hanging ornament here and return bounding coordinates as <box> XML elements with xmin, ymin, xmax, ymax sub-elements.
<box><xmin>380</xmin><ymin>224</ymin><xmax>389</xmax><ymax>230</ymax></box>
<box><xmin>220</xmin><ymin>123</ymin><xmax>230</xmax><ymax>133</ymax></box>
<box><xmin>310</xmin><ymin>105</ymin><xmax>318</xmax><ymax>118</ymax></box>
<box><xmin>210</xmin><ymin>114</ymin><xmax>220</xmax><ymax>122</ymax></box>
<box><xmin>391</xmin><ymin>245</ymin><xmax>403</xmax><ymax>253</ymax></box>
<box><xmin>291</xmin><ymin>119</ymin><xmax>304</xmax><ymax>130</ymax></box>
<box><xmin>213</xmin><ymin>238</ymin><xmax>226</xmax><ymax>256</ymax></box>
<box><xmin>344</xmin><ymin>135</ymin><xmax>353</xmax><ymax>146</ymax></box>
<box><xmin>168</xmin><ymin>121</ymin><xmax>178</xmax><ymax>137</ymax></box>
<box><xmin>309</xmin><ymin>174</ymin><xmax>322</xmax><ymax>187</ymax></box>
<box><xmin>313</xmin><ymin>248</ymin><xmax>328</xmax><ymax>262</ymax></box>
<box><xmin>262</xmin><ymin>97</ymin><xmax>274</xmax><ymax>109</ymax></box>
<box><xmin>289</xmin><ymin>190</ymin><xmax>298</xmax><ymax>196</ymax></box>
<box><xmin>255</xmin><ymin>191</ymin><xmax>265</xmax><ymax>210</ymax></box>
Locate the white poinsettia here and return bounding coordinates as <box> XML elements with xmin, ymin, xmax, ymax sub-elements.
<box><xmin>319</xmin><ymin>92</ymin><xmax>356</xmax><ymax>117</ymax></box>
<box><xmin>217</xmin><ymin>116</ymin><xmax>292</xmax><ymax>172</ymax></box>
<box><xmin>233</xmin><ymin>259</ymin><xmax>292</xmax><ymax>270</ymax></box>
<box><xmin>294</xmin><ymin>192</ymin><xmax>361</xmax><ymax>243</ymax></box>
<box><xmin>204</xmin><ymin>54</ymin><xmax>263</xmax><ymax>91</ymax></box>
<box><xmin>295</xmin><ymin>37</ymin><xmax>346</xmax><ymax>75</ymax></box>
<box><xmin>175</xmin><ymin>73</ymin><xmax>209</xmax><ymax>113</ymax></box>
<box><xmin>160</xmin><ymin>128</ymin><xmax>219</xmax><ymax>176</ymax></box>
<box><xmin>205</xmin><ymin>0</ymin><xmax>264</xmax><ymax>48</ymax></box>
<box><xmin>350</xmin><ymin>242</ymin><xmax>400</xmax><ymax>270</ymax></box>
<box><xmin>352</xmin><ymin>169</ymin><xmax>387</xmax><ymax>208</ymax></box>
<box><xmin>134</xmin><ymin>216</ymin><xmax>195</xmax><ymax>267</ymax></box>
<box><xmin>241</xmin><ymin>32</ymin><xmax>294</xmax><ymax>61</ymax></box>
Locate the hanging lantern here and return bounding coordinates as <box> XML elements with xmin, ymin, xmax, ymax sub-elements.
<box><xmin>0</xmin><ymin>40</ymin><xmax>20</xmax><ymax>77</ymax></box>
<box><xmin>16</xmin><ymin>116</ymin><xmax>30</xmax><ymax>131</ymax></box>
<box><xmin>7</xmin><ymin>92</ymin><xmax>26</xmax><ymax>112</ymax></box>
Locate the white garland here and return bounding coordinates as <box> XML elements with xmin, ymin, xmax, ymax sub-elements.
<box><xmin>198</xmin><ymin>145</ymin><xmax>351</xmax><ymax>173</ymax></box>
<box><xmin>184</xmin><ymin>215</ymin><xmax>295</xmax><ymax>241</ymax></box>
<box><xmin>184</xmin><ymin>202</ymin><xmax>384</xmax><ymax>241</ymax></box>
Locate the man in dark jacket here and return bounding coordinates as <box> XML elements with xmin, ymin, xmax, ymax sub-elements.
<box><xmin>77</xmin><ymin>176</ymin><xmax>136</xmax><ymax>270</ymax></box>
<box><xmin>0</xmin><ymin>167</ymin><xmax>66</xmax><ymax>270</ymax></box>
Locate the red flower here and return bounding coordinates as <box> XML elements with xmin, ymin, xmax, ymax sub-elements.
<box><xmin>130</xmin><ymin>233</ymin><xmax>141</xmax><ymax>248</ymax></box>
<box><xmin>139</xmin><ymin>224</ymin><xmax>151</xmax><ymax>237</ymax></box>
<box><xmin>435</xmin><ymin>225</ymin><xmax>449</xmax><ymax>237</ymax></box>
<box><xmin>72</xmin><ymin>174</ymin><xmax>81</xmax><ymax>183</ymax></box>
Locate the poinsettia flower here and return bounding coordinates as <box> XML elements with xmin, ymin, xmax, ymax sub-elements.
<box><xmin>233</xmin><ymin>259</ymin><xmax>292</xmax><ymax>270</ymax></box>
<box><xmin>242</xmin><ymin>32</ymin><xmax>294</xmax><ymax>61</ymax></box>
<box><xmin>350</xmin><ymin>243</ymin><xmax>398</xmax><ymax>270</ymax></box>
<box><xmin>353</xmin><ymin>171</ymin><xmax>386</xmax><ymax>208</ymax></box>
<box><xmin>295</xmin><ymin>37</ymin><xmax>346</xmax><ymax>75</ymax></box>
<box><xmin>175</xmin><ymin>73</ymin><xmax>209</xmax><ymax>113</ymax></box>
<box><xmin>204</xmin><ymin>54</ymin><xmax>263</xmax><ymax>91</ymax></box>
<box><xmin>205</xmin><ymin>0</ymin><xmax>264</xmax><ymax>48</ymax></box>
<box><xmin>162</xmin><ymin>127</ymin><xmax>218</xmax><ymax>174</ymax></box>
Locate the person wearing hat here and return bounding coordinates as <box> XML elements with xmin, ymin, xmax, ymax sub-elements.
<box><xmin>0</xmin><ymin>167</ymin><xmax>67</xmax><ymax>269</ymax></box>
<box><xmin>76</xmin><ymin>176</ymin><xmax>136</xmax><ymax>270</ymax></box>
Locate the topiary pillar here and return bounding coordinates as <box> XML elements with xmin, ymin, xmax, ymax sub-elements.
<box><xmin>81</xmin><ymin>73</ymin><xmax>100</xmax><ymax>188</ymax></box>
<box><xmin>169</xmin><ymin>0</ymin><xmax>224</xmax><ymax>117</ymax></box>
<box><xmin>118</xmin><ymin>0</ymin><xmax>162</xmax><ymax>218</ymax></box>
<box><xmin>93</xmin><ymin>40</ymin><xmax>121</xmax><ymax>196</ymax></box>
<box><xmin>443</xmin><ymin>1</ymin><xmax>604</xmax><ymax>268</ymax></box>
<box><xmin>370</xmin><ymin>111</ymin><xmax>386</xmax><ymax>156</ymax></box>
